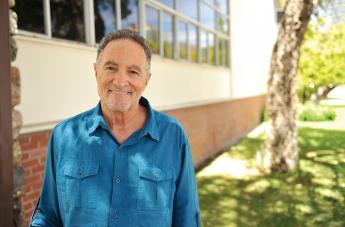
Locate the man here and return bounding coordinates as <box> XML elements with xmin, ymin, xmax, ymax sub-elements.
<box><xmin>30</xmin><ymin>29</ymin><xmax>200</xmax><ymax>227</ymax></box>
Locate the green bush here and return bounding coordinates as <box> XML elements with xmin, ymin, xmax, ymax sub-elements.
<box><xmin>298</xmin><ymin>104</ymin><xmax>336</xmax><ymax>121</ymax></box>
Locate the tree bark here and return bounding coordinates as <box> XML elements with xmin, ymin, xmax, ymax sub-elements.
<box><xmin>264</xmin><ymin>0</ymin><xmax>316</xmax><ymax>172</ymax></box>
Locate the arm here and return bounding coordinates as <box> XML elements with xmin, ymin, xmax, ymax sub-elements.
<box><xmin>30</xmin><ymin>132</ymin><xmax>63</xmax><ymax>227</ymax></box>
<box><xmin>172</xmin><ymin>135</ymin><xmax>201</xmax><ymax>227</ymax></box>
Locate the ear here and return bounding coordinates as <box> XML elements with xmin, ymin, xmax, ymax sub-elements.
<box><xmin>145</xmin><ymin>73</ymin><xmax>151</xmax><ymax>86</ymax></box>
<box><xmin>93</xmin><ymin>63</ymin><xmax>98</xmax><ymax>78</ymax></box>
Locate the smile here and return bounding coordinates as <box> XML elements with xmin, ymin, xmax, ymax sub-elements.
<box><xmin>108</xmin><ymin>90</ymin><xmax>133</xmax><ymax>95</ymax></box>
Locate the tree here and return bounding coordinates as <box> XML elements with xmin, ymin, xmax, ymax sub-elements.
<box><xmin>264</xmin><ymin>0</ymin><xmax>316</xmax><ymax>172</ymax></box>
<box><xmin>298</xmin><ymin>19</ymin><xmax>345</xmax><ymax>102</ymax></box>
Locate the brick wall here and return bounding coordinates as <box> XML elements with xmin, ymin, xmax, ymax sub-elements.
<box><xmin>19</xmin><ymin>130</ymin><xmax>51</xmax><ymax>224</ymax></box>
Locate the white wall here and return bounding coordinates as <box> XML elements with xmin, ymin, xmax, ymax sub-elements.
<box><xmin>230</xmin><ymin>0</ymin><xmax>278</xmax><ymax>99</ymax></box>
<box><xmin>13</xmin><ymin>0</ymin><xmax>278</xmax><ymax>133</ymax></box>
<box><xmin>14</xmin><ymin>36</ymin><xmax>230</xmax><ymax>133</ymax></box>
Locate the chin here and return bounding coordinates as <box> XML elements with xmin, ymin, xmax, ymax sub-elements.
<box><xmin>107</xmin><ymin>101</ymin><xmax>132</xmax><ymax>113</ymax></box>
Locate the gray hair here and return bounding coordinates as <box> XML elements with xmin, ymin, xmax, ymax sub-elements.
<box><xmin>96</xmin><ymin>29</ymin><xmax>152</xmax><ymax>71</ymax></box>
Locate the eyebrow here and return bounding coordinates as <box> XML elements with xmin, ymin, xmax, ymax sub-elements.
<box><xmin>103</xmin><ymin>61</ymin><xmax>117</xmax><ymax>67</ymax></box>
<box><xmin>103</xmin><ymin>61</ymin><xmax>143</xmax><ymax>74</ymax></box>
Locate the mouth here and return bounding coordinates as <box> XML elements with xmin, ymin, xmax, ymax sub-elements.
<box><xmin>108</xmin><ymin>89</ymin><xmax>133</xmax><ymax>96</ymax></box>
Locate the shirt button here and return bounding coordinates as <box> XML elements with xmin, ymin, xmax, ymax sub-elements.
<box><xmin>112</xmin><ymin>212</ymin><xmax>118</xmax><ymax>219</ymax></box>
<box><xmin>115</xmin><ymin>178</ymin><xmax>121</xmax><ymax>184</ymax></box>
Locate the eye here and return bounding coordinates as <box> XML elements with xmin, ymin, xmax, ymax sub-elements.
<box><xmin>106</xmin><ymin>66</ymin><xmax>115</xmax><ymax>71</ymax></box>
<box><xmin>130</xmin><ymin>70</ymin><xmax>140</xmax><ymax>76</ymax></box>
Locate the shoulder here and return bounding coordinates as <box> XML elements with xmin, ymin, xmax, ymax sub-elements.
<box><xmin>52</xmin><ymin>106</ymin><xmax>96</xmax><ymax>135</ymax></box>
<box><xmin>153</xmin><ymin>109</ymin><xmax>183</xmax><ymax>129</ymax></box>
<box><xmin>152</xmin><ymin>109</ymin><xmax>188</xmax><ymax>140</ymax></box>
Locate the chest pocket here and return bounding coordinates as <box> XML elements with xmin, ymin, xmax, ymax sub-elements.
<box><xmin>137</xmin><ymin>167</ymin><xmax>172</xmax><ymax>211</ymax></box>
<box><xmin>64</xmin><ymin>162</ymin><xmax>99</xmax><ymax>209</ymax></box>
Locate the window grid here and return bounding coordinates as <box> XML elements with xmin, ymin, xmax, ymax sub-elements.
<box><xmin>16</xmin><ymin>0</ymin><xmax>230</xmax><ymax>67</ymax></box>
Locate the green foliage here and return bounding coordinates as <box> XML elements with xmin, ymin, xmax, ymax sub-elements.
<box><xmin>298</xmin><ymin>19</ymin><xmax>345</xmax><ymax>102</ymax></box>
<box><xmin>298</xmin><ymin>104</ymin><xmax>336</xmax><ymax>121</ymax></box>
<box><xmin>197</xmin><ymin>107</ymin><xmax>345</xmax><ymax>227</ymax></box>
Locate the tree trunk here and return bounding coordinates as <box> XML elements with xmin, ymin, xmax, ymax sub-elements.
<box><xmin>264</xmin><ymin>0</ymin><xmax>316</xmax><ymax>172</ymax></box>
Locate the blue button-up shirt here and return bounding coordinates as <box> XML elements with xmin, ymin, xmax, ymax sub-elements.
<box><xmin>30</xmin><ymin>97</ymin><xmax>200</xmax><ymax>227</ymax></box>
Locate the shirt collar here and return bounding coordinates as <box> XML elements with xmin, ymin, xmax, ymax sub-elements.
<box><xmin>88</xmin><ymin>97</ymin><xmax>160</xmax><ymax>141</ymax></box>
<box><xmin>138</xmin><ymin>97</ymin><xmax>160</xmax><ymax>141</ymax></box>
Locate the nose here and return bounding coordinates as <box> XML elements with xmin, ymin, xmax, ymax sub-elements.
<box><xmin>112</xmin><ymin>70</ymin><xmax>129</xmax><ymax>87</ymax></box>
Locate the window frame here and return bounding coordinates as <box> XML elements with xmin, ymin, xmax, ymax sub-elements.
<box><xmin>15</xmin><ymin>0</ymin><xmax>231</xmax><ymax>67</ymax></box>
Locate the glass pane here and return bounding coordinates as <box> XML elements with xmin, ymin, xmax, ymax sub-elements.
<box><xmin>13</xmin><ymin>0</ymin><xmax>45</xmax><ymax>34</ymax></box>
<box><xmin>200</xmin><ymin>30</ymin><xmax>208</xmax><ymax>63</ymax></box>
<box><xmin>189</xmin><ymin>25</ymin><xmax>198</xmax><ymax>62</ymax></box>
<box><xmin>209</xmin><ymin>33</ymin><xmax>215</xmax><ymax>65</ymax></box>
<box><xmin>176</xmin><ymin>0</ymin><xmax>197</xmax><ymax>20</ymax></box>
<box><xmin>200</xmin><ymin>3</ymin><xmax>215</xmax><ymax>29</ymax></box>
<box><xmin>218</xmin><ymin>38</ymin><xmax>224</xmax><ymax>66</ymax></box>
<box><xmin>224</xmin><ymin>39</ymin><xmax>229</xmax><ymax>67</ymax></box>
<box><xmin>163</xmin><ymin>13</ymin><xmax>174</xmax><ymax>58</ymax></box>
<box><xmin>178</xmin><ymin>21</ymin><xmax>188</xmax><ymax>60</ymax></box>
<box><xmin>121</xmin><ymin>0</ymin><xmax>138</xmax><ymax>31</ymax></box>
<box><xmin>216</xmin><ymin>14</ymin><xmax>228</xmax><ymax>33</ymax></box>
<box><xmin>215</xmin><ymin>0</ymin><xmax>228</xmax><ymax>15</ymax></box>
<box><xmin>50</xmin><ymin>0</ymin><xmax>85</xmax><ymax>42</ymax></box>
<box><xmin>158</xmin><ymin>0</ymin><xmax>174</xmax><ymax>8</ymax></box>
<box><xmin>145</xmin><ymin>6</ymin><xmax>160</xmax><ymax>54</ymax></box>
<box><xmin>94</xmin><ymin>0</ymin><xmax>117</xmax><ymax>43</ymax></box>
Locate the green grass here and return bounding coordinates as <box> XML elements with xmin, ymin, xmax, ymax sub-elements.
<box><xmin>197</xmin><ymin>107</ymin><xmax>345</xmax><ymax>227</ymax></box>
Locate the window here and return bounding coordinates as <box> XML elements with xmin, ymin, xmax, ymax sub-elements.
<box><xmin>94</xmin><ymin>0</ymin><xmax>117</xmax><ymax>43</ymax></box>
<box><xmin>145</xmin><ymin>6</ymin><xmax>160</xmax><ymax>54</ymax></box>
<box><xmin>176</xmin><ymin>0</ymin><xmax>197</xmax><ymax>21</ymax></box>
<box><xmin>13</xmin><ymin>0</ymin><xmax>45</xmax><ymax>34</ymax></box>
<box><xmin>200</xmin><ymin>30</ymin><xmax>208</xmax><ymax>63</ymax></box>
<box><xmin>215</xmin><ymin>0</ymin><xmax>228</xmax><ymax>14</ymax></box>
<box><xmin>163</xmin><ymin>13</ymin><xmax>174</xmax><ymax>58</ymax></box>
<box><xmin>121</xmin><ymin>0</ymin><xmax>138</xmax><ymax>31</ymax></box>
<box><xmin>200</xmin><ymin>3</ymin><xmax>215</xmax><ymax>29</ymax></box>
<box><xmin>208</xmin><ymin>33</ymin><xmax>215</xmax><ymax>65</ymax></box>
<box><xmin>158</xmin><ymin>0</ymin><xmax>174</xmax><ymax>8</ymax></box>
<box><xmin>189</xmin><ymin>25</ymin><xmax>198</xmax><ymax>62</ymax></box>
<box><xmin>14</xmin><ymin>0</ymin><xmax>230</xmax><ymax>67</ymax></box>
<box><xmin>50</xmin><ymin>0</ymin><xmax>85</xmax><ymax>42</ymax></box>
<box><xmin>178</xmin><ymin>21</ymin><xmax>188</xmax><ymax>60</ymax></box>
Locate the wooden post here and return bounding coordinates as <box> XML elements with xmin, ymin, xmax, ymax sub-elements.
<box><xmin>0</xmin><ymin>0</ymin><xmax>15</xmax><ymax>226</ymax></box>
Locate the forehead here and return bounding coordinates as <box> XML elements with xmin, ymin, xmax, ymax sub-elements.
<box><xmin>101</xmin><ymin>39</ymin><xmax>147</xmax><ymax>64</ymax></box>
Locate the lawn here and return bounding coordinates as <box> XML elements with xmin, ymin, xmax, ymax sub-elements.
<box><xmin>197</xmin><ymin>105</ymin><xmax>345</xmax><ymax>227</ymax></box>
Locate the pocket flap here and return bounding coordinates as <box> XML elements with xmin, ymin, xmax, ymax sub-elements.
<box><xmin>139</xmin><ymin>167</ymin><xmax>171</xmax><ymax>182</ymax></box>
<box><xmin>64</xmin><ymin>163</ymin><xmax>99</xmax><ymax>179</ymax></box>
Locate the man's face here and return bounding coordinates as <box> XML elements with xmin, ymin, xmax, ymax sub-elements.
<box><xmin>94</xmin><ymin>39</ymin><xmax>150</xmax><ymax>113</ymax></box>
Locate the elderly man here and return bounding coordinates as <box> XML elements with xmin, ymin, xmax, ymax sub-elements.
<box><xmin>30</xmin><ymin>29</ymin><xmax>200</xmax><ymax>227</ymax></box>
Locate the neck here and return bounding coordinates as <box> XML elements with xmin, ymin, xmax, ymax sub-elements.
<box><xmin>101</xmin><ymin>103</ymin><xmax>147</xmax><ymax>143</ymax></box>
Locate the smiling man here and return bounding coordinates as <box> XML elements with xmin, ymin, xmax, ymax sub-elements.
<box><xmin>30</xmin><ymin>29</ymin><xmax>200</xmax><ymax>227</ymax></box>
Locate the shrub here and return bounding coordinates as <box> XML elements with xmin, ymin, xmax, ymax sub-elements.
<box><xmin>298</xmin><ymin>104</ymin><xmax>336</xmax><ymax>121</ymax></box>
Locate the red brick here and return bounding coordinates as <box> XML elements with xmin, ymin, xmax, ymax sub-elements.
<box><xmin>18</xmin><ymin>135</ymin><xmax>30</xmax><ymax>145</ymax></box>
<box><xmin>21</xmin><ymin>142</ymin><xmax>38</xmax><ymax>151</ymax></box>
<box><xmin>24</xmin><ymin>168</ymin><xmax>32</xmax><ymax>178</ymax></box>
<box><xmin>22</xmin><ymin>192</ymin><xmax>35</xmax><ymax>203</ymax></box>
<box><xmin>38</xmin><ymin>139</ymin><xmax>49</xmax><ymax>148</ymax></box>
<box><xmin>29</xmin><ymin>149</ymin><xmax>43</xmax><ymax>159</ymax></box>
<box><xmin>22</xmin><ymin>159</ymin><xmax>38</xmax><ymax>169</ymax></box>
<box><xmin>22</xmin><ymin>152</ymin><xmax>29</xmax><ymax>160</ymax></box>
<box><xmin>32</xmin><ymin>165</ymin><xmax>45</xmax><ymax>174</ymax></box>
<box><xmin>24</xmin><ymin>174</ymin><xmax>40</xmax><ymax>185</ymax></box>
<box><xmin>32</xmin><ymin>181</ymin><xmax>42</xmax><ymax>190</ymax></box>
<box><xmin>24</xmin><ymin>202</ymin><xmax>33</xmax><ymax>210</ymax></box>
<box><xmin>22</xmin><ymin>185</ymin><xmax>32</xmax><ymax>194</ymax></box>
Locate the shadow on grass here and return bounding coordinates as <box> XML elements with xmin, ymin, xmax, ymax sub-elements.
<box><xmin>198</xmin><ymin>127</ymin><xmax>345</xmax><ymax>227</ymax></box>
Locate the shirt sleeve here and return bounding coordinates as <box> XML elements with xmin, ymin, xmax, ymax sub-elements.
<box><xmin>172</xmin><ymin>133</ymin><xmax>201</xmax><ymax>227</ymax></box>
<box><xmin>30</xmin><ymin>131</ymin><xmax>63</xmax><ymax>227</ymax></box>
